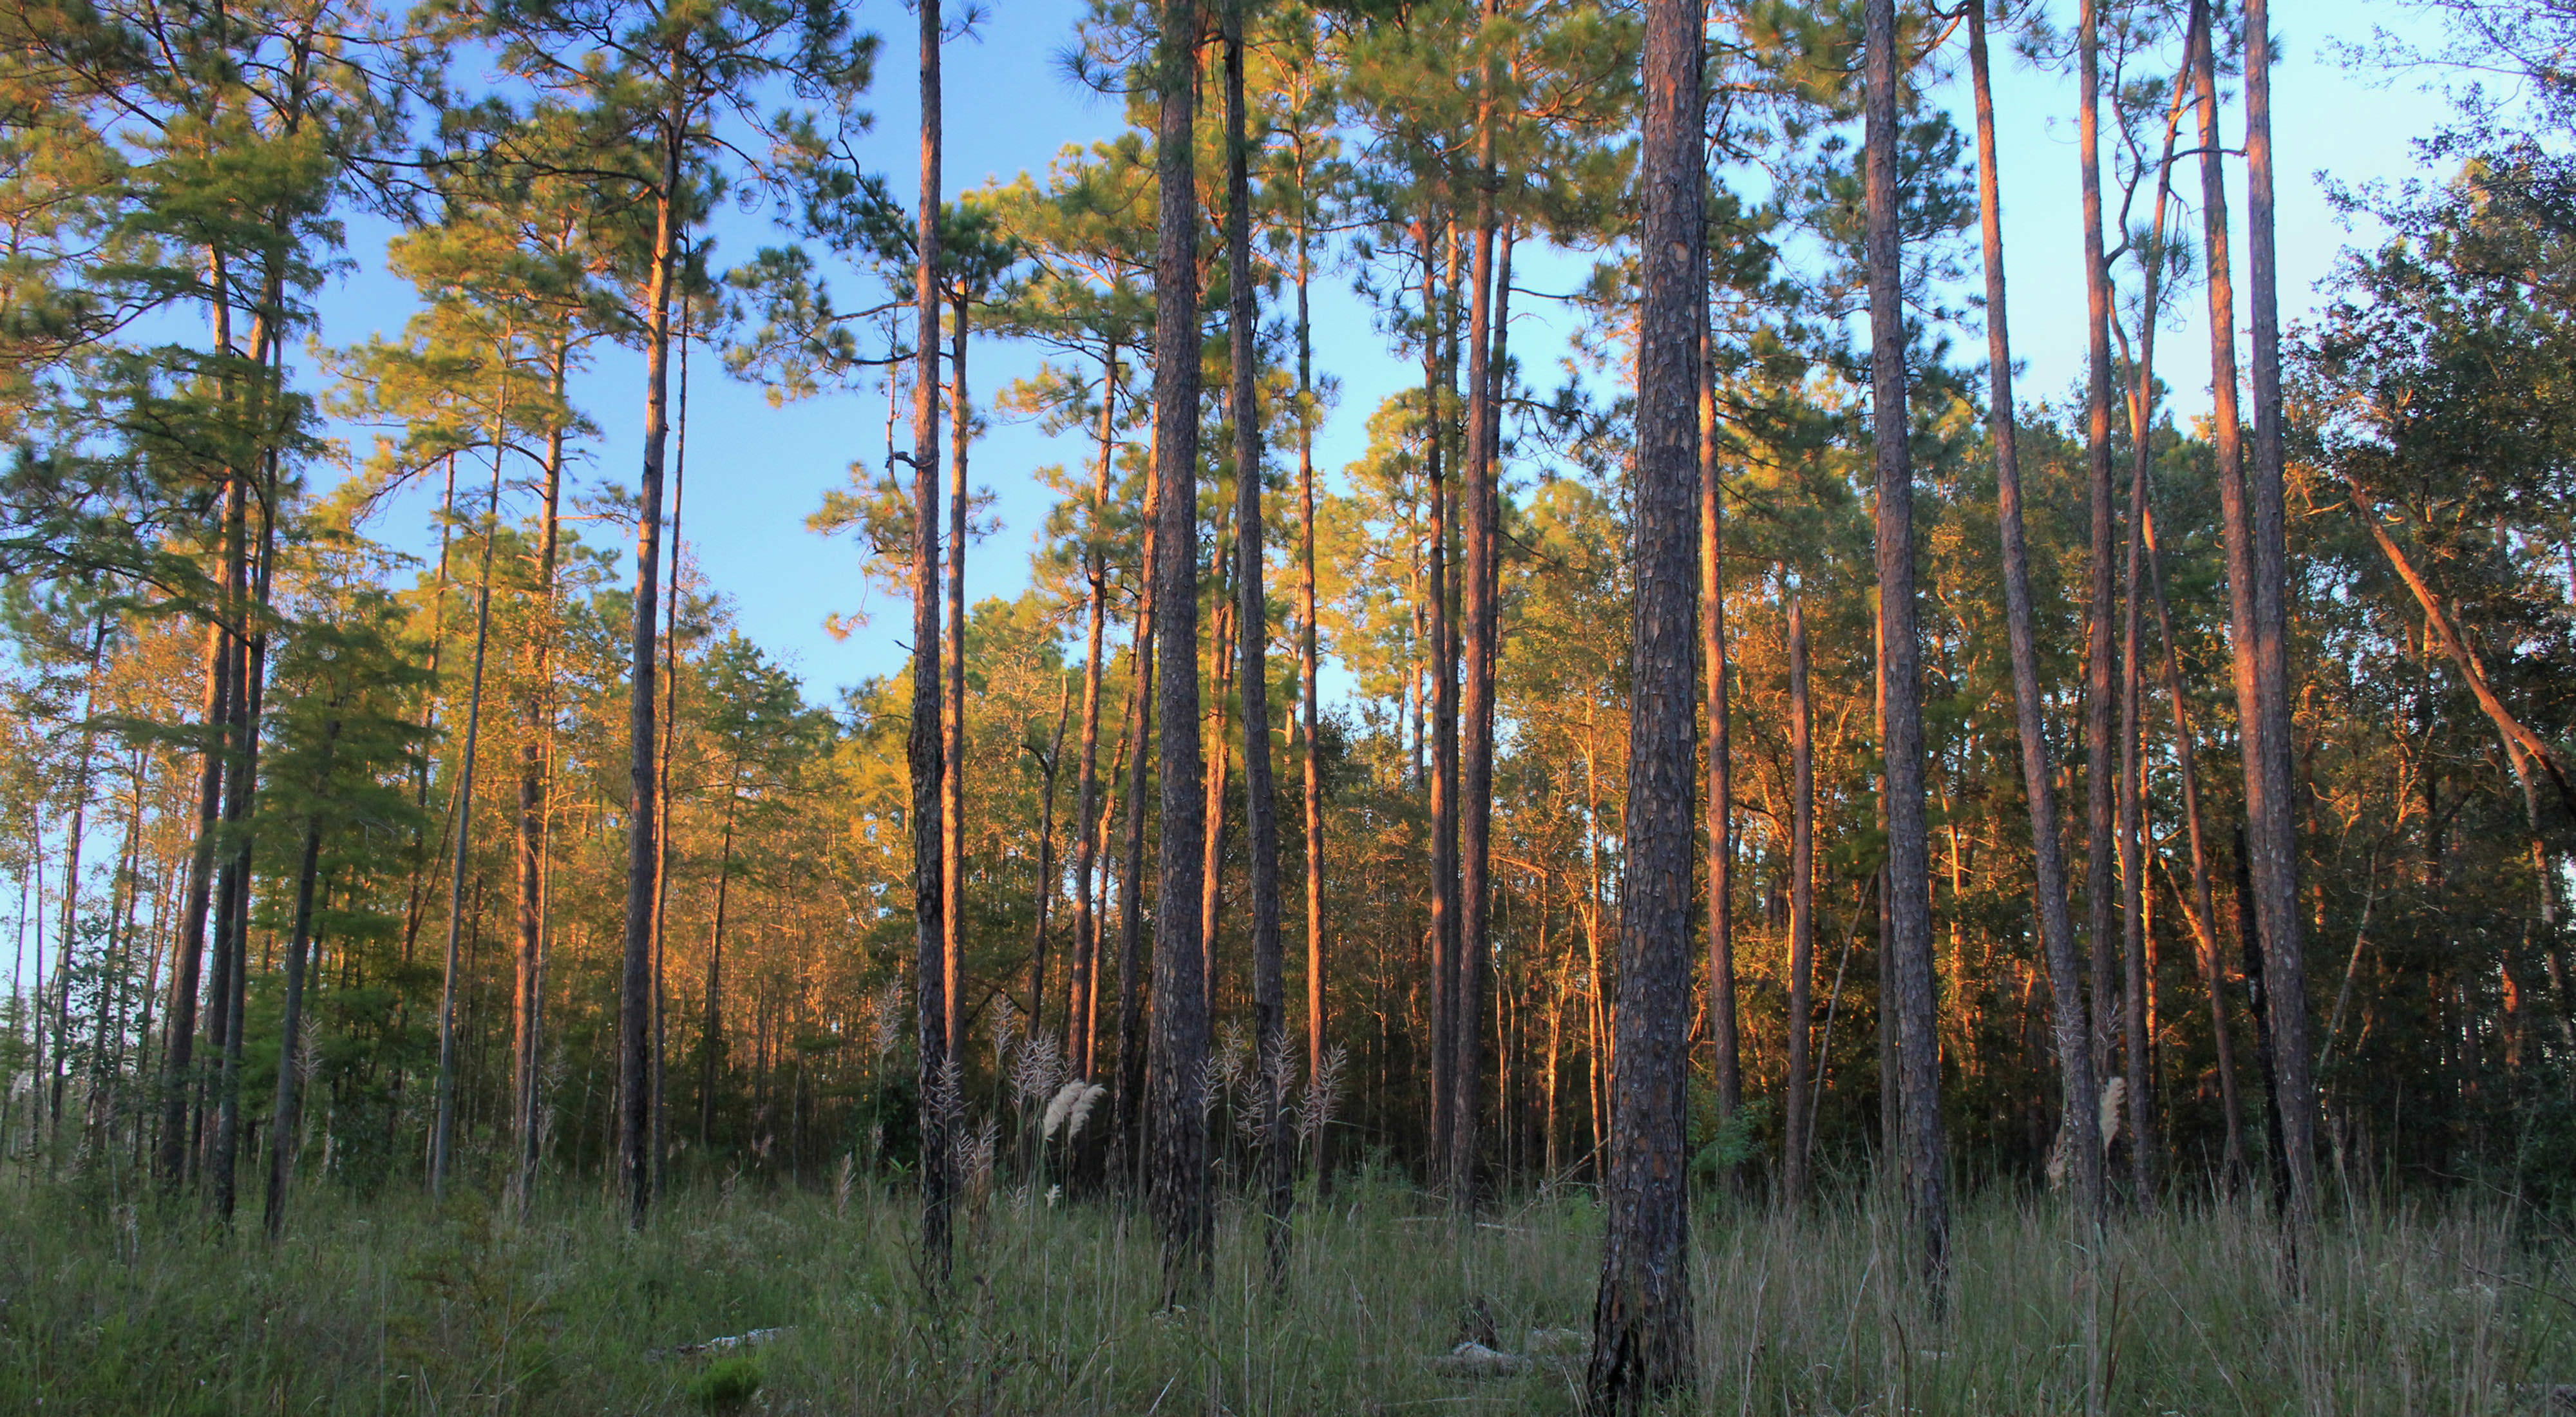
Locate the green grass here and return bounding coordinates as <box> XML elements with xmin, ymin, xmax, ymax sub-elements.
<box><xmin>1</xmin><ymin>1167</ymin><xmax>2570</xmax><ymax>1413</ymax></box>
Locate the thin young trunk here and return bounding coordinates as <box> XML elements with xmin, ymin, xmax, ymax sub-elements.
<box><xmin>1455</xmin><ymin>9</ymin><xmax>1504</xmax><ymax>1208</ymax></box>
<box><xmin>1028</xmin><ymin>682</ymin><xmax>1070</xmax><ymax>1040</ymax></box>
<box><xmin>211</xmin><ymin>435</ymin><xmax>278</xmax><ymax>1222</ymax></box>
<box><xmin>1198</xmin><ymin>527</ymin><xmax>1235</xmax><ymax>1022</ymax></box>
<box><xmin>907</xmin><ymin>0</ymin><xmax>952</xmax><ymax>1279</ymax></box>
<box><xmin>699</xmin><ymin>767</ymin><xmax>739</xmax><ymax>1149</ymax></box>
<box><xmin>650</xmin><ymin>318</ymin><xmax>692</xmax><ymax>1197</ymax></box>
<box><xmin>1783</xmin><ymin>599</ymin><xmax>1815</xmax><ymax>1206</ymax></box>
<box><xmin>2142</xmin><ymin>504</ymin><xmax>2246</xmax><ymax>1188</ymax></box>
<box><xmin>620</xmin><ymin>92</ymin><xmax>684</xmax><ymax>1235</ymax></box>
<box><xmin>2116</xmin><ymin>61</ymin><xmax>2192</xmax><ymax>1208</ymax></box>
<box><xmin>157</xmin><ymin>616</ymin><xmax>227</xmax><ymax>1190</ymax></box>
<box><xmin>1969</xmin><ymin>0</ymin><xmax>2101</xmax><ymax>1221</ymax></box>
<box><xmin>265</xmin><ymin>720</ymin><xmax>337</xmax><ymax>1241</ymax></box>
<box><xmin>1864</xmin><ymin>0</ymin><xmax>1949</xmax><ymax>1286</ymax></box>
<box><xmin>46</xmin><ymin>623</ymin><xmax>105</xmax><ymax>1144</ymax></box>
<box><xmin>1698</xmin><ymin>233</ymin><xmax>1739</xmax><ymax>1151</ymax></box>
<box><xmin>1066</xmin><ymin>338</ymin><xmax>1117</xmax><ymax>1076</ymax></box>
<box><xmin>1586</xmin><ymin>0</ymin><xmax>1703</xmax><ymax>1398</ymax></box>
<box><xmin>2190</xmin><ymin>0</ymin><xmax>2259</xmax><ymax>1200</ymax></box>
<box><xmin>1222</xmin><ymin>2</ymin><xmax>1290</xmax><ymax>1260</ymax></box>
<box><xmin>433</xmin><ymin>352</ymin><xmax>511</xmax><ymax>1198</ymax></box>
<box><xmin>2237</xmin><ymin>0</ymin><xmax>2320</xmax><ymax>1236</ymax></box>
<box><xmin>945</xmin><ymin>294</ymin><xmax>971</xmax><ymax>1067</ymax></box>
<box><xmin>1146</xmin><ymin>0</ymin><xmax>1210</xmax><ymax>1297</ymax></box>
<box><xmin>2079</xmin><ymin>0</ymin><xmax>2122</xmax><ymax>1083</ymax></box>
<box><xmin>1112</xmin><ymin>508</ymin><xmax>1157</xmax><ymax>1172</ymax></box>
<box><xmin>1296</xmin><ymin>168</ymin><xmax>1328</xmax><ymax>1165</ymax></box>
<box><xmin>513</xmin><ymin>336</ymin><xmax>569</xmax><ymax>1206</ymax></box>
<box><xmin>1421</xmin><ymin>223</ymin><xmax>1457</xmax><ymax>1172</ymax></box>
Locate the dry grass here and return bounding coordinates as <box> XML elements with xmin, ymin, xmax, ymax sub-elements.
<box><xmin>1</xmin><ymin>1167</ymin><xmax>2568</xmax><ymax>1414</ymax></box>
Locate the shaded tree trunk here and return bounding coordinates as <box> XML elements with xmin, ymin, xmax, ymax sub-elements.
<box><xmin>908</xmin><ymin>0</ymin><xmax>952</xmax><ymax>1279</ymax></box>
<box><xmin>2237</xmin><ymin>0</ymin><xmax>2321</xmax><ymax>1237</ymax></box>
<box><xmin>1066</xmin><ymin>337</ymin><xmax>1117</xmax><ymax>1076</ymax></box>
<box><xmin>1146</xmin><ymin>0</ymin><xmax>1210</xmax><ymax>1297</ymax></box>
<box><xmin>1586</xmin><ymin>0</ymin><xmax>1702</xmax><ymax>1398</ymax></box>
<box><xmin>620</xmin><ymin>86</ymin><xmax>685</xmax><ymax>1235</ymax></box>
<box><xmin>1222</xmin><ymin>1</ymin><xmax>1291</xmax><ymax>1266</ymax></box>
<box><xmin>1864</xmin><ymin>0</ymin><xmax>1949</xmax><ymax>1286</ymax></box>
<box><xmin>1969</xmin><ymin>0</ymin><xmax>2101</xmax><ymax>1222</ymax></box>
<box><xmin>2079</xmin><ymin>0</ymin><xmax>2122</xmax><ymax>1083</ymax></box>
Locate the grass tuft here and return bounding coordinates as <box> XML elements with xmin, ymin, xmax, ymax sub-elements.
<box><xmin>0</xmin><ymin>1171</ymin><xmax>2566</xmax><ymax>1413</ymax></box>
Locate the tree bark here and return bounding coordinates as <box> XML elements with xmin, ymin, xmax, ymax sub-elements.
<box><xmin>513</xmin><ymin>334</ymin><xmax>569</xmax><ymax>1208</ymax></box>
<box><xmin>1864</xmin><ymin>0</ymin><xmax>1949</xmax><ymax>1286</ymax></box>
<box><xmin>907</xmin><ymin>0</ymin><xmax>952</xmax><ymax>1279</ymax></box>
<box><xmin>1113</xmin><ymin>448</ymin><xmax>1160</xmax><ymax>1181</ymax></box>
<box><xmin>265</xmin><ymin>719</ymin><xmax>337</xmax><ymax>1241</ymax></box>
<box><xmin>1783</xmin><ymin>598</ymin><xmax>1815</xmax><ymax>1206</ymax></box>
<box><xmin>1146</xmin><ymin>0</ymin><xmax>1210</xmax><ymax>1297</ymax></box>
<box><xmin>1296</xmin><ymin>154</ymin><xmax>1329</xmax><ymax>1181</ymax></box>
<box><xmin>1421</xmin><ymin>218</ymin><xmax>1457</xmax><ymax>1174</ymax></box>
<box><xmin>1968</xmin><ymin>0</ymin><xmax>2101</xmax><ymax>1221</ymax></box>
<box><xmin>155</xmin><ymin>617</ymin><xmax>227</xmax><ymax>1191</ymax></box>
<box><xmin>945</xmin><ymin>290</ymin><xmax>971</xmax><ymax>1068</ymax></box>
<box><xmin>1223</xmin><ymin>1</ymin><xmax>1291</xmax><ymax>1264</ymax></box>
<box><xmin>1066</xmin><ymin>337</ymin><xmax>1116</xmax><ymax>1076</ymax></box>
<box><xmin>1586</xmin><ymin>0</ymin><xmax>1702</xmax><ymax>1398</ymax></box>
<box><xmin>1455</xmin><ymin>3</ymin><xmax>1504</xmax><ymax>1208</ymax></box>
<box><xmin>699</xmin><ymin>766</ymin><xmax>739</xmax><ymax>1150</ymax></box>
<box><xmin>1697</xmin><ymin>227</ymin><xmax>1739</xmax><ymax>1160</ymax></box>
<box><xmin>2237</xmin><ymin>0</ymin><xmax>2321</xmax><ymax>1238</ymax></box>
<box><xmin>2079</xmin><ymin>0</ymin><xmax>2122</xmax><ymax>1083</ymax></box>
<box><xmin>433</xmin><ymin>349</ymin><xmax>511</xmax><ymax>1199</ymax></box>
<box><xmin>620</xmin><ymin>86</ymin><xmax>683</xmax><ymax>1235</ymax></box>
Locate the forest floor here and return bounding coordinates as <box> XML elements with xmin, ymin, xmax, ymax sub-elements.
<box><xmin>2</xmin><ymin>1165</ymin><xmax>2572</xmax><ymax>1414</ymax></box>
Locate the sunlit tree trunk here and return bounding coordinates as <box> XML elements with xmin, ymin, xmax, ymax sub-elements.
<box><xmin>1783</xmin><ymin>598</ymin><xmax>1815</xmax><ymax>1205</ymax></box>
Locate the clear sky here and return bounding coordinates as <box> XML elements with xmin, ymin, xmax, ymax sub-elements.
<box><xmin>314</xmin><ymin>0</ymin><xmax>2462</xmax><ymax>710</ymax></box>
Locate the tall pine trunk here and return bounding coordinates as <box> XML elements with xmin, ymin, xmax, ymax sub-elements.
<box><xmin>1698</xmin><ymin>232</ymin><xmax>1739</xmax><ymax>1153</ymax></box>
<box><xmin>265</xmin><ymin>719</ymin><xmax>337</xmax><ymax>1241</ymax></box>
<box><xmin>945</xmin><ymin>294</ymin><xmax>971</xmax><ymax>1066</ymax></box>
<box><xmin>1146</xmin><ymin>0</ymin><xmax>1210</xmax><ymax>1297</ymax></box>
<box><xmin>1065</xmin><ymin>338</ymin><xmax>1116</xmax><ymax>1076</ymax></box>
<box><xmin>1113</xmin><ymin>464</ymin><xmax>1159</xmax><ymax>1175</ymax></box>
<box><xmin>907</xmin><ymin>0</ymin><xmax>952</xmax><ymax>1279</ymax></box>
<box><xmin>1864</xmin><ymin>0</ymin><xmax>1950</xmax><ymax>1286</ymax></box>
<box><xmin>1222</xmin><ymin>0</ymin><xmax>1291</xmax><ymax>1262</ymax></box>
<box><xmin>2078</xmin><ymin>0</ymin><xmax>2122</xmax><ymax>1083</ymax></box>
<box><xmin>1296</xmin><ymin>164</ymin><xmax>1329</xmax><ymax>1177</ymax></box>
<box><xmin>433</xmin><ymin>354</ymin><xmax>510</xmax><ymax>1197</ymax></box>
<box><xmin>618</xmin><ymin>82</ymin><xmax>683</xmax><ymax>1233</ymax></box>
<box><xmin>1783</xmin><ymin>598</ymin><xmax>1815</xmax><ymax>1205</ymax></box>
<box><xmin>1421</xmin><ymin>220</ymin><xmax>1457</xmax><ymax>1173</ymax></box>
<box><xmin>1454</xmin><ymin>2</ymin><xmax>1504</xmax><ymax>1206</ymax></box>
<box><xmin>2239</xmin><ymin>0</ymin><xmax>2320</xmax><ymax>1241</ymax></box>
<box><xmin>1968</xmin><ymin>0</ymin><xmax>2101</xmax><ymax>1222</ymax></box>
<box><xmin>2192</xmin><ymin>6</ymin><xmax>2267</xmax><ymax>1204</ymax></box>
<box><xmin>1586</xmin><ymin>0</ymin><xmax>1702</xmax><ymax>1396</ymax></box>
<box><xmin>513</xmin><ymin>336</ymin><xmax>569</xmax><ymax>1206</ymax></box>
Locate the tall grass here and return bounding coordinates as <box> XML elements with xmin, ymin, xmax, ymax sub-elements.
<box><xmin>1</xmin><ymin>1168</ymin><xmax>2566</xmax><ymax>1413</ymax></box>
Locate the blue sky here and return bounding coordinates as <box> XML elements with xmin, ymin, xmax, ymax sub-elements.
<box><xmin>314</xmin><ymin>0</ymin><xmax>2461</xmax><ymax>710</ymax></box>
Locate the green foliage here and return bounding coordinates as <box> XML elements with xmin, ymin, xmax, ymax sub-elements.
<box><xmin>0</xmin><ymin>1179</ymin><xmax>2568</xmax><ymax>1414</ymax></box>
<box><xmin>687</xmin><ymin>1355</ymin><xmax>762</xmax><ymax>1412</ymax></box>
